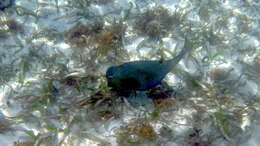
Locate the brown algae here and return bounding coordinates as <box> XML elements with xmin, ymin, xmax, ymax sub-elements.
<box><xmin>134</xmin><ymin>6</ymin><xmax>176</xmax><ymax>38</ymax></box>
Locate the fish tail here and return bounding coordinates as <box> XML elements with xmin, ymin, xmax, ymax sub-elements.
<box><xmin>166</xmin><ymin>38</ymin><xmax>190</xmax><ymax>70</ymax></box>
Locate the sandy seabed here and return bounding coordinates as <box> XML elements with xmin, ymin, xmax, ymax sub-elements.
<box><xmin>0</xmin><ymin>0</ymin><xmax>260</xmax><ymax>146</ymax></box>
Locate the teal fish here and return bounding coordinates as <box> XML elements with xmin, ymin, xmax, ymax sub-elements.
<box><xmin>0</xmin><ymin>0</ymin><xmax>15</xmax><ymax>11</ymax></box>
<box><xmin>106</xmin><ymin>38</ymin><xmax>190</xmax><ymax>93</ymax></box>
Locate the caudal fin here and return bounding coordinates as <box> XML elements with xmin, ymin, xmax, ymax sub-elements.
<box><xmin>165</xmin><ymin>38</ymin><xmax>190</xmax><ymax>71</ymax></box>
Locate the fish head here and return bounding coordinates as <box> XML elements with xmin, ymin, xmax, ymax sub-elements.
<box><xmin>106</xmin><ymin>66</ymin><xmax>120</xmax><ymax>87</ymax></box>
<box><xmin>106</xmin><ymin>65</ymin><xmax>140</xmax><ymax>91</ymax></box>
<box><xmin>0</xmin><ymin>0</ymin><xmax>15</xmax><ymax>11</ymax></box>
<box><xmin>106</xmin><ymin>66</ymin><xmax>118</xmax><ymax>79</ymax></box>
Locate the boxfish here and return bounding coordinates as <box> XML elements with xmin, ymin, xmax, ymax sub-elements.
<box><xmin>106</xmin><ymin>38</ymin><xmax>190</xmax><ymax>93</ymax></box>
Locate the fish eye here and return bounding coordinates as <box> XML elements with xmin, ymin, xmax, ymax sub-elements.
<box><xmin>106</xmin><ymin>66</ymin><xmax>116</xmax><ymax>78</ymax></box>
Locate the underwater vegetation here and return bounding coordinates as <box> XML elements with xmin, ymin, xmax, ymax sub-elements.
<box><xmin>72</xmin><ymin>0</ymin><xmax>112</xmax><ymax>6</ymax></box>
<box><xmin>185</xmin><ymin>128</ymin><xmax>213</xmax><ymax>146</ymax></box>
<box><xmin>134</xmin><ymin>5</ymin><xmax>186</xmax><ymax>39</ymax></box>
<box><xmin>115</xmin><ymin>119</ymin><xmax>157</xmax><ymax>145</ymax></box>
<box><xmin>74</xmin><ymin>91</ymin><xmax>119</xmax><ymax>121</ymax></box>
<box><xmin>0</xmin><ymin>0</ymin><xmax>259</xmax><ymax>145</ymax></box>
<box><xmin>0</xmin><ymin>28</ymin><xmax>8</xmax><ymax>38</ymax></box>
<box><xmin>0</xmin><ymin>18</ymin><xmax>23</xmax><ymax>39</ymax></box>
<box><xmin>94</xmin><ymin>20</ymin><xmax>125</xmax><ymax>56</ymax></box>
<box><xmin>151</xmin><ymin>95</ymin><xmax>175</xmax><ymax>111</ymax></box>
<box><xmin>64</xmin><ymin>22</ymin><xmax>91</xmax><ymax>48</ymax></box>
<box><xmin>90</xmin><ymin>0</ymin><xmax>112</xmax><ymax>4</ymax></box>
<box><xmin>64</xmin><ymin>21</ymin><xmax>104</xmax><ymax>48</ymax></box>
<box><xmin>132</xmin><ymin>120</ymin><xmax>156</xmax><ymax>140</ymax></box>
<box><xmin>3</xmin><ymin>19</ymin><xmax>23</xmax><ymax>33</ymax></box>
<box><xmin>0</xmin><ymin>116</ymin><xmax>13</xmax><ymax>134</ymax></box>
<box><xmin>65</xmin><ymin>20</ymin><xmax>128</xmax><ymax>64</ymax></box>
<box><xmin>12</xmin><ymin>141</ymin><xmax>35</xmax><ymax>146</ymax></box>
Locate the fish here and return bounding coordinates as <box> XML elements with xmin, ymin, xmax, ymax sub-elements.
<box><xmin>0</xmin><ymin>0</ymin><xmax>15</xmax><ymax>11</ymax></box>
<box><xmin>106</xmin><ymin>38</ymin><xmax>190</xmax><ymax>93</ymax></box>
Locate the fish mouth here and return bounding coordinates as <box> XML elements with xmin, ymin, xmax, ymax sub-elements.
<box><xmin>107</xmin><ymin>79</ymin><xmax>115</xmax><ymax>88</ymax></box>
<box><xmin>107</xmin><ymin>81</ymin><xmax>113</xmax><ymax>87</ymax></box>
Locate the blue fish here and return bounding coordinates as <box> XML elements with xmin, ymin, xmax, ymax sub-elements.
<box><xmin>106</xmin><ymin>39</ymin><xmax>190</xmax><ymax>92</ymax></box>
<box><xmin>0</xmin><ymin>0</ymin><xmax>15</xmax><ymax>11</ymax></box>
